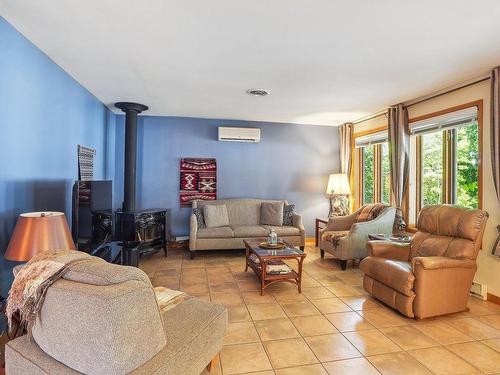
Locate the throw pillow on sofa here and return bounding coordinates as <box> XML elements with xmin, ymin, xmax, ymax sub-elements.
<box><xmin>203</xmin><ymin>204</ymin><xmax>230</xmax><ymax>228</ymax></box>
<box><xmin>283</xmin><ymin>204</ymin><xmax>295</xmax><ymax>226</ymax></box>
<box><xmin>260</xmin><ymin>202</ymin><xmax>284</xmax><ymax>226</ymax></box>
<box><xmin>192</xmin><ymin>208</ymin><xmax>206</xmax><ymax>229</ymax></box>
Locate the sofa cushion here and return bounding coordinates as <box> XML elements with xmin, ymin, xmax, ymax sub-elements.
<box><xmin>262</xmin><ymin>225</ymin><xmax>300</xmax><ymax>236</ymax></box>
<box><xmin>195</xmin><ymin>199</ymin><xmax>288</xmax><ymax>226</ymax></box>
<box><xmin>203</xmin><ymin>205</ymin><xmax>230</xmax><ymax>228</ymax></box>
<box><xmin>192</xmin><ymin>208</ymin><xmax>206</xmax><ymax>229</ymax></box>
<box><xmin>283</xmin><ymin>204</ymin><xmax>295</xmax><ymax>226</ymax></box>
<box><xmin>260</xmin><ymin>202</ymin><xmax>284</xmax><ymax>226</ymax></box>
<box><xmin>198</xmin><ymin>226</ymin><xmax>234</xmax><ymax>239</ymax></box>
<box><xmin>6</xmin><ymin>298</ymin><xmax>228</xmax><ymax>375</ymax></box>
<box><xmin>231</xmin><ymin>225</ymin><xmax>269</xmax><ymax>238</ymax></box>
<box><xmin>360</xmin><ymin>257</ymin><xmax>415</xmax><ymax>297</ymax></box>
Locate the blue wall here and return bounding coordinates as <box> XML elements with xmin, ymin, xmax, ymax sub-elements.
<box><xmin>0</xmin><ymin>17</ymin><xmax>112</xmax><ymax>297</ymax></box>
<box><xmin>112</xmin><ymin>116</ymin><xmax>339</xmax><ymax>236</ymax></box>
<box><xmin>0</xmin><ymin>15</ymin><xmax>340</xmax><ymax>303</ymax></box>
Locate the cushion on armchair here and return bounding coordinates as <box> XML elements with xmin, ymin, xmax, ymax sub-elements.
<box><xmin>322</xmin><ymin>230</ymin><xmax>350</xmax><ymax>246</ymax></box>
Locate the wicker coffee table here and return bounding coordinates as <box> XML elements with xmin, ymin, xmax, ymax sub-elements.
<box><xmin>244</xmin><ymin>239</ymin><xmax>306</xmax><ymax>295</ymax></box>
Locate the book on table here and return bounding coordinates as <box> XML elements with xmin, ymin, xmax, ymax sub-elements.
<box><xmin>249</xmin><ymin>254</ymin><xmax>292</xmax><ymax>274</ymax></box>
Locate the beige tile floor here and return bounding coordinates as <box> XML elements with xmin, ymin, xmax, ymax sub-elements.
<box><xmin>140</xmin><ymin>244</ymin><xmax>500</xmax><ymax>375</ymax></box>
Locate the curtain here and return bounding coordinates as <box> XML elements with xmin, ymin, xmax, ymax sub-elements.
<box><xmin>388</xmin><ymin>104</ymin><xmax>409</xmax><ymax>232</ymax></box>
<box><xmin>491</xmin><ymin>67</ymin><xmax>500</xmax><ymax>256</ymax></box>
<box><xmin>338</xmin><ymin>123</ymin><xmax>353</xmax><ymax>176</ymax></box>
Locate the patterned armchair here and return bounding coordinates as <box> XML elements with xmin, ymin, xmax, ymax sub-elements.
<box><xmin>319</xmin><ymin>204</ymin><xmax>396</xmax><ymax>270</ymax></box>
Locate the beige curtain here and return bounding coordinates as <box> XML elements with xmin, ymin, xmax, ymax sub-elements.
<box><xmin>491</xmin><ymin>68</ymin><xmax>500</xmax><ymax>256</ymax></box>
<box><xmin>388</xmin><ymin>104</ymin><xmax>409</xmax><ymax>231</ymax></box>
<box><xmin>338</xmin><ymin>123</ymin><xmax>353</xmax><ymax>176</ymax></box>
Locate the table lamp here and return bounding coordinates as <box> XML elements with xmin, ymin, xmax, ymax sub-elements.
<box><xmin>4</xmin><ymin>212</ymin><xmax>76</xmax><ymax>262</ymax></box>
<box><xmin>326</xmin><ymin>173</ymin><xmax>351</xmax><ymax>217</ymax></box>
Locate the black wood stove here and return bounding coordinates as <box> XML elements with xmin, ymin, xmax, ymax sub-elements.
<box><xmin>114</xmin><ymin>102</ymin><xmax>171</xmax><ymax>256</ymax></box>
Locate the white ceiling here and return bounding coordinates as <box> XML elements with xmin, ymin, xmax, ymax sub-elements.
<box><xmin>2</xmin><ymin>0</ymin><xmax>500</xmax><ymax>126</ymax></box>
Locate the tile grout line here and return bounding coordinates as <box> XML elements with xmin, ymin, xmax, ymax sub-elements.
<box><xmin>149</xmin><ymin>246</ymin><xmax>498</xmax><ymax>375</ymax></box>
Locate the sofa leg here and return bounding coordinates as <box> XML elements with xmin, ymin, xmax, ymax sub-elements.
<box><xmin>340</xmin><ymin>260</ymin><xmax>347</xmax><ymax>270</ymax></box>
<box><xmin>320</xmin><ymin>250</ymin><xmax>325</xmax><ymax>258</ymax></box>
<box><xmin>206</xmin><ymin>354</ymin><xmax>219</xmax><ymax>372</ymax></box>
<box><xmin>190</xmin><ymin>251</ymin><xmax>195</xmax><ymax>260</ymax></box>
<box><xmin>300</xmin><ymin>246</ymin><xmax>304</xmax><ymax>251</ymax></box>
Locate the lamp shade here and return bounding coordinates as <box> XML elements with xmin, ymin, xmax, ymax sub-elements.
<box><xmin>4</xmin><ymin>212</ymin><xmax>76</xmax><ymax>262</ymax></box>
<box><xmin>326</xmin><ymin>173</ymin><xmax>351</xmax><ymax>195</ymax></box>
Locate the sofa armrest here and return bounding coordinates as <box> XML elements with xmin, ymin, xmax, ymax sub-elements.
<box><xmin>411</xmin><ymin>256</ymin><xmax>476</xmax><ymax>271</ymax></box>
<box><xmin>292</xmin><ymin>213</ymin><xmax>304</xmax><ymax>229</ymax></box>
<box><xmin>189</xmin><ymin>214</ymin><xmax>198</xmax><ymax>251</ymax></box>
<box><xmin>323</xmin><ymin>213</ymin><xmax>357</xmax><ymax>232</ymax></box>
<box><xmin>367</xmin><ymin>240</ymin><xmax>410</xmax><ymax>261</ymax></box>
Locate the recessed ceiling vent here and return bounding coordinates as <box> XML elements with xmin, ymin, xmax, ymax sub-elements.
<box><xmin>246</xmin><ymin>88</ymin><xmax>270</xmax><ymax>97</ymax></box>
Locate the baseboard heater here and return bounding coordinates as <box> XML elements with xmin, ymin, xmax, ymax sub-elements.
<box><xmin>470</xmin><ymin>281</ymin><xmax>487</xmax><ymax>300</ymax></box>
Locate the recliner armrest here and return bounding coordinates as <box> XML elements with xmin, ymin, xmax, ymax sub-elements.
<box><xmin>367</xmin><ymin>240</ymin><xmax>410</xmax><ymax>261</ymax></box>
<box><xmin>411</xmin><ymin>256</ymin><xmax>476</xmax><ymax>271</ymax></box>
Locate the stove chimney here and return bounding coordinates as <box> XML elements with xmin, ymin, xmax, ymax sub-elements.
<box><xmin>114</xmin><ymin>102</ymin><xmax>149</xmax><ymax>212</ymax></box>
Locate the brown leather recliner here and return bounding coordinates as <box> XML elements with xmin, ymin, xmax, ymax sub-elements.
<box><xmin>359</xmin><ymin>205</ymin><xmax>489</xmax><ymax>319</ymax></box>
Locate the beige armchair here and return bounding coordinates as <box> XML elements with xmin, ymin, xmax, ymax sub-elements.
<box><xmin>360</xmin><ymin>205</ymin><xmax>489</xmax><ymax>319</ymax></box>
<box><xmin>319</xmin><ymin>204</ymin><xmax>396</xmax><ymax>270</ymax></box>
<box><xmin>5</xmin><ymin>255</ymin><xmax>227</xmax><ymax>374</ymax></box>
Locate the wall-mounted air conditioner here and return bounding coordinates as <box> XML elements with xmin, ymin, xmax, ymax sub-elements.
<box><xmin>218</xmin><ymin>127</ymin><xmax>261</xmax><ymax>143</ymax></box>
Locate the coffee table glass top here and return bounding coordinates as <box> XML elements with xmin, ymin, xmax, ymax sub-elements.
<box><xmin>244</xmin><ymin>240</ymin><xmax>305</xmax><ymax>257</ymax></box>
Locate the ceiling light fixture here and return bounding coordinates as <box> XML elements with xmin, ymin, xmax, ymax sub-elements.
<box><xmin>246</xmin><ymin>88</ymin><xmax>270</xmax><ymax>97</ymax></box>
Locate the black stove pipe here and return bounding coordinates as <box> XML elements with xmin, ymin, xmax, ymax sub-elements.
<box><xmin>114</xmin><ymin>102</ymin><xmax>149</xmax><ymax>213</ymax></box>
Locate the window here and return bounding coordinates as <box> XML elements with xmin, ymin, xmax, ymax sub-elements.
<box><xmin>420</xmin><ymin>130</ymin><xmax>444</xmax><ymax>206</ymax></box>
<box><xmin>354</xmin><ymin>129</ymin><xmax>391</xmax><ymax>206</ymax></box>
<box><xmin>454</xmin><ymin>122</ymin><xmax>479</xmax><ymax>208</ymax></box>
<box><xmin>412</xmin><ymin>105</ymin><xmax>481</xmax><ymax>212</ymax></box>
<box><xmin>380</xmin><ymin>143</ymin><xmax>391</xmax><ymax>204</ymax></box>
<box><xmin>362</xmin><ymin>146</ymin><xmax>374</xmax><ymax>204</ymax></box>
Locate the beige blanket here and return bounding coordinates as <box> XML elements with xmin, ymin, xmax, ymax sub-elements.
<box><xmin>6</xmin><ymin>249</ymin><xmax>91</xmax><ymax>337</ymax></box>
<box><xmin>154</xmin><ymin>286</ymin><xmax>192</xmax><ymax>312</ymax></box>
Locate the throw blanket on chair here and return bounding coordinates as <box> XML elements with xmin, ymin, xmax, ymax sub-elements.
<box><xmin>6</xmin><ymin>250</ymin><xmax>92</xmax><ymax>337</ymax></box>
<box><xmin>356</xmin><ymin>203</ymin><xmax>388</xmax><ymax>223</ymax></box>
<box><xmin>154</xmin><ymin>287</ymin><xmax>193</xmax><ymax>313</ymax></box>
<box><xmin>323</xmin><ymin>203</ymin><xmax>389</xmax><ymax>247</ymax></box>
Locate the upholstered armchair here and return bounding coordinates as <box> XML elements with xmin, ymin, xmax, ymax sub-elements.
<box><xmin>319</xmin><ymin>204</ymin><xmax>396</xmax><ymax>270</ymax></box>
<box><xmin>360</xmin><ymin>205</ymin><xmax>489</xmax><ymax>319</ymax></box>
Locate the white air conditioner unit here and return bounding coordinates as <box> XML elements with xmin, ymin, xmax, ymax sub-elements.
<box><xmin>218</xmin><ymin>127</ymin><xmax>261</xmax><ymax>143</ymax></box>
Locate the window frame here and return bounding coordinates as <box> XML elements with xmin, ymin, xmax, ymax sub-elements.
<box><xmin>352</xmin><ymin>126</ymin><xmax>392</xmax><ymax>208</ymax></box>
<box><xmin>411</xmin><ymin>100</ymin><xmax>483</xmax><ymax>216</ymax></box>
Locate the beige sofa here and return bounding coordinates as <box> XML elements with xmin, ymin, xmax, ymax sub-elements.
<box><xmin>190</xmin><ymin>198</ymin><xmax>305</xmax><ymax>258</ymax></box>
<box><xmin>5</xmin><ymin>255</ymin><xmax>227</xmax><ymax>375</ymax></box>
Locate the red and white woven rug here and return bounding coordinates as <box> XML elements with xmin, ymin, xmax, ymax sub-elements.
<box><xmin>179</xmin><ymin>158</ymin><xmax>217</xmax><ymax>208</ymax></box>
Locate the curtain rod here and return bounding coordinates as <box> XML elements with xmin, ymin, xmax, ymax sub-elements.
<box><xmin>352</xmin><ymin>72</ymin><xmax>491</xmax><ymax>126</ymax></box>
<box><xmin>352</xmin><ymin>110</ymin><xmax>386</xmax><ymax>125</ymax></box>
